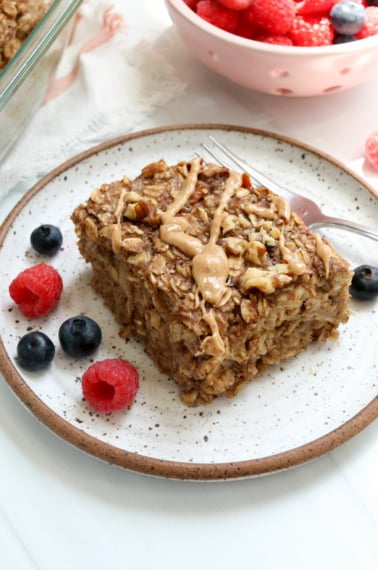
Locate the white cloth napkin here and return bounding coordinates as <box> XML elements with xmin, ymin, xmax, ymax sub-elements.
<box><xmin>0</xmin><ymin>0</ymin><xmax>185</xmax><ymax>196</ymax></box>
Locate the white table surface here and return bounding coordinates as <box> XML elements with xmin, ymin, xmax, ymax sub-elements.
<box><xmin>0</xmin><ymin>1</ymin><xmax>377</xmax><ymax>568</ymax></box>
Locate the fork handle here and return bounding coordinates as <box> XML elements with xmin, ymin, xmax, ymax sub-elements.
<box><xmin>310</xmin><ymin>216</ymin><xmax>378</xmax><ymax>242</ymax></box>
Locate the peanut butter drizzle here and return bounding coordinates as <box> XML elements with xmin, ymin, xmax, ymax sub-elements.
<box><xmin>192</xmin><ymin>243</ymin><xmax>229</xmax><ymax>306</ymax></box>
<box><xmin>314</xmin><ymin>233</ymin><xmax>331</xmax><ymax>278</ymax></box>
<box><xmin>162</xmin><ymin>157</ymin><xmax>203</xmax><ymax>220</ymax></box>
<box><xmin>159</xmin><ymin>157</ymin><xmax>204</xmax><ymax>257</ymax></box>
<box><xmin>192</xmin><ymin>170</ymin><xmax>242</xmax><ymax>305</ymax></box>
<box><xmin>201</xmin><ymin>307</ymin><xmax>225</xmax><ymax>357</ymax></box>
<box><xmin>279</xmin><ymin>233</ymin><xmax>307</xmax><ymax>276</ymax></box>
<box><xmin>159</xmin><ymin>158</ymin><xmax>242</xmax><ymax>306</ymax></box>
<box><xmin>272</xmin><ymin>194</ymin><xmax>291</xmax><ymax>221</ymax></box>
<box><xmin>160</xmin><ymin>218</ymin><xmax>203</xmax><ymax>257</ymax></box>
<box><xmin>161</xmin><ymin>160</ymin><xmax>242</xmax><ymax>306</ymax></box>
<box><xmin>158</xmin><ymin>159</ymin><xmax>242</xmax><ymax>356</ymax></box>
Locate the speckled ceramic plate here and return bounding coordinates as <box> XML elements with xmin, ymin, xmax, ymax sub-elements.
<box><xmin>0</xmin><ymin>124</ymin><xmax>377</xmax><ymax>481</ymax></box>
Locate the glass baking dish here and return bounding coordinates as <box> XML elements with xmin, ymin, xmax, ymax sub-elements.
<box><xmin>0</xmin><ymin>0</ymin><xmax>83</xmax><ymax>162</ymax></box>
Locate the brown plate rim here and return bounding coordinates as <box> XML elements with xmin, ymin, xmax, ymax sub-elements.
<box><xmin>1</xmin><ymin>123</ymin><xmax>377</xmax><ymax>481</ymax></box>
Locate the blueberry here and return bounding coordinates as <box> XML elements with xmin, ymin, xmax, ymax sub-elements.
<box><xmin>17</xmin><ymin>331</ymin><xmax>55</xmax><ymax>371</ymax></box>
<box><xmin>330</xmin><ymin>1</ymin><xmax>365</xmax><ymax>35</ymax></box>
<box><xmin>333</xmin><ymin>33</ymin><xmax>357</xmax><ymax>44</ymax></box>
<box><xmin>59</xmin><ymin>316</ymin><xmax>102</xmax><ymax>357</ymax></box>
<box><xmin>30</xmin><ymin>224</ymin><xmax>63</xmax><ymax>256</ymax></box>
<box><xmin>350</xmin><ymin>265</ymin><xmax>378</xmax><ymax>301</ymax></box>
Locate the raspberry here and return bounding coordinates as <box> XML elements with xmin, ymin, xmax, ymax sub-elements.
<box><xmin>234</xmin><ymin>17</ymin><xmax>264</xmax><ymax>39</ymax></box>
<box><xmin>218</xmin><ymin>0</ymin><xmax>252</xmax><ymax>9</ymax></box>
<box><xmin>296</xmin><ymin>0</ymin><xmax>339</xmax><ymax>16</ymax></box>
<box><xmin>355</xmin><ymin>6</ymin><xmax>378</xmax><ymax>37</ymax></box>
<box><xmin>245</xmin><ymin>0</ymin><xmax>296</xmax><ymax>35</ymax></box>
<box><xmin>289</xmin><ymin>15</ymin><xmax>335</xmax><ymax>45</ymax></box>
<box><xmin>259</xmin><ymin>34</ymin><xmax>294</xmax><ymax>45</ymax></box>
<box><xmin>196</xmin><ymin>0</ymin><xmax>239</xmax><ymax>33</ymax></box>
<box><xmin>82</xmin><ymin>359</ymin><xmax>139</xmax><ymax>413</ymax></box>
<box><xmin>9</xmin><ymin>263</ymin><xmax>63</xmax><ymax>318</ymax></box>
<box><xmin>365</xmin><ymin>130</ymin><xmax>378</xmax><ymax>170</ymax></box>
<box><xmin>183</xmin><ymin>0</ymin><xmax>200</xmax><ymax>9</ymax></box>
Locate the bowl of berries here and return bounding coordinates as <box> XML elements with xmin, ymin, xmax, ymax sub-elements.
<box><xmin>165</xmin><ymin>0</ymin><xmax>378</xmax><ymax>96</ymax></box>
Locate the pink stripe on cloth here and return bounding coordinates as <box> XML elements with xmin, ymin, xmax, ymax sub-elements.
<box><xmin>67</xmin><ymin>12</ymin><xmax>82</xmax><ymax>46</ymax></box>
<box><xmin>43</xmin><ymin>3</ymin><xmax>126</xmax><ymax>103</ymax></box>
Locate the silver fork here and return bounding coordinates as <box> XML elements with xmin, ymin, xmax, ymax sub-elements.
<box><xmin>201</xmin><ymin>135</ymin><xmax>378</xmax><ymax>242</ymax></box>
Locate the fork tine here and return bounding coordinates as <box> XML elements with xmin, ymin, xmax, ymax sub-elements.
<box><xmin>207</xmin><ymin>135</ymin><xmax>275</xmax><ymax>190</ymax></box>
<box><xmin>208</xmin><ymin>135</ymin><xmax>252</xmax><ymax>171</ymax></box>
<box><xmin>200</xmin><ymin>143</ymin><xmax>237</xmax><ymax>172</ymax></box>
<box><xmin>200</xmin><ymin>142</ymin><xmax>264</xmax><ymax>188</ymax></box>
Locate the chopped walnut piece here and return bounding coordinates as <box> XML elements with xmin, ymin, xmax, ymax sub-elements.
<box><xmin>141</xmin><ymin>160</ymin><xmax>167</xmax><ymax>178</ymax></box>
<box><xmin>240</xmin><ymin>267</ymin><xmax>292</xmax><ymax>294</ymax></box>
<box><xmin>223</xmin><ymin>237</ymin><xmax>247</xmax><ymax>256</ymax></box>
<box><xmin>136</xmin><ymin>200</ymin><xmax>160</xmax><ymax>225</ymax></box>
<box><xmin>245</xmin><ymin>240</ymin><xmax>266</xmax><ymax>266</ymax></box>
<box><xmin>124</xmin><ymin>199</ymin><xmax>160</xmax><ymax>225</ymax></box>
<box><xmin>241</xmin><ymin>172</ymin><xmax>252</xmax><ymax>189</ymax></box>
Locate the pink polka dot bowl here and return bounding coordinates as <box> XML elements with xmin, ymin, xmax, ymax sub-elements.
<box><xmin>165</xmin><ymin>0</ymin><xmax>378</xmax><ymax>97</ymax></box>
